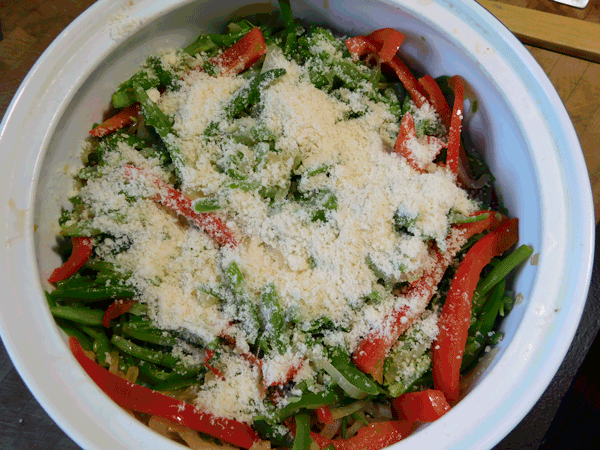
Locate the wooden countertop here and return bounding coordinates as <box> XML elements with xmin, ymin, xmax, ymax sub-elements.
<box><xmin>0</xmin><ymin>1</ymin><xmax>599</xmax><ymax>449</ymax></box>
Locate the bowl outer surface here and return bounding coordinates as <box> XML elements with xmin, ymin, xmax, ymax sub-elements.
<box><xmin>0</xmin><ymin>0</ymin><xmax>594</xmax><ymax>449</ymax></box>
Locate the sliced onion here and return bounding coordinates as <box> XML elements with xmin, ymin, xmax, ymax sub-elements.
<box><xmin>345</xmin><ymin>419</ymin><xmax>364</xmax><ymax>438</ymax></box>
<box><xmin>148</xmin><ymin>416</ymin><xmax>181</xmax><ymax>439</ymax></box>
<box><xmin>179</xmin><ymin>428</ymin><xmax>238</xmax><ymax>450</ymax></box>
<box><xmin>330</xmin><ymin>401</ymin><xmax>367</xmax><ymax>420</ymax></box>
<box><xmin>314</xmin><ymin>358</ymin><xmax>367</xmax><ymax>399</ymax></box>
<box><xmin>377</xmin><ymin>404</ymin><xmax>393</xmax><ymax>419</ymax></box>
<box><xmin>320</xmin><ymin>419</ymin><xmax>342</xmax><ymax>439</ymax></box>
<box><xmin>249</xmin><ymin>440</ymin><xmax>271</xmax><ymax>450</ymax></box>
<box><xmin>125</xmin><ymin>366</ymin><xmax>139</xmax><ymax>383</ymax></box>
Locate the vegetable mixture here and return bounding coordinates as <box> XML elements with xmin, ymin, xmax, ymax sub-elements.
<box><xmin>47</xmin><ymin>2</ymin><xmax>532</xmax><ymax>449</ymax></box>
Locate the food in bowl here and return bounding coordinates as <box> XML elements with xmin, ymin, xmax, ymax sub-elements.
<box><xmin>45</xmin><ymin>2</ymin><xmax>532</xmax><ymax>448</ymax></box>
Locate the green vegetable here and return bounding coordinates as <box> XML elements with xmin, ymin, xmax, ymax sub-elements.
<box><xmin>50</xmin><ymin>305</ymin><xmax>104</xmax><ymax>326</ymax></box>
<box><xmin>291</xmin><ymin>413</ymin><xmax>311</xmax><ymax>450</ymax></box>
<box><xmin>111</xmin><ymin>334</ymin><xmax>179</xmax><ymax>369</ymax></box>
<box><xmin>122</xmin><ymin>321</ymin><xmax>178</xmax><ymax>347</ymax></box>
<box><xmin>224</xmin><ymin>262</ymin><xmax>261</xmax><ymax>344</ymax></box>
<box><xmin>472</xmin><ymin>244</ymin><xmax>533</xmax><ymax>314</ymax></box>
<box><xmin>259</xmin><ymin>283</ymin><xmax>287</xmax><ymax>354</ymax></box>
<box><xmin>205</xmin><ymin>69</ymin><xmax>287</xmax><ymax>136</ymax></box>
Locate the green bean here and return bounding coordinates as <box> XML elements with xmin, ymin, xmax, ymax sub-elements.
<box><xmin>351</xmin><ymin>411</ymin><xmax>369</xmax><ymax>426</ymax></box>
<box><xmin>472</xmin><ymin>244</ymin><xmax>533</xmax><ymax>313</ymax></box>
<box><xmin>133</xmin><ymin>84</ymin><xmax>184</xmax><ymax>171</ymax></box>
<box><xmin>264</xmin><ymin>389</ymin><xmax>341</xmax><ymax>423</ymax></box>
<box><xmin>278</xmin><ymin>0</ymin><xmax>297</xmax><ymax>54</ymax></box>
<box><xmin>329</xmin><ymin>348</ymin><xmax>380</xmax><ymax>396</ymax></box>
<box><xmin>193</xmin><ymin>197</ymin><xmax>221</xmax><ymax>212</ymax></box>
<box><xmin>148</xmin><ymin>56</ymin><xmax>175</xmax><ymax>89</ymax></box>
<box><xmin>45</xmin><ymin>291</ymin><xmax>57</xmax><ymax>308</ymax></box>
<box><xmin>451</xmin><ymin>212</ymin><xmax>490</xmax><ymax>224</ymax></box>
<box><xmin>135</xmin><ymin>359</ymin><xmax>200</xmax><ymax>386</ymax></box>
<box><xmin>341</xmin><ymin>417</ymin><xmax>348</xmax><ymax>439</ymax></box>
<box><xmin>112</xmin><ymin>70</ymin><xmax>160</xmax><ymax>108</ymax></box>
<box><xmin>224</xmin><ymin>262</ymin><xmax>261</xmax><ymax>344</ymax></box>
<box><xmin>260</xmin><ymin>283</ymin><xmax>286</xmax><ymax>354</ymax></box>
<box><xmin>462</xmin><ymin>279</ymin><xmax>506</xmax><ymax>370</ymax></box>
<box><xmin>60</xmin><ymin>220</ymin><xmax>101</xmax><ymax>237</ymax></box>
<box><xmin>153</xmin><ymin>378</ymin><xmax>202</xmax><ymax>392</ymax></box>
<box><xmin>122</xmin><ymin>321</ymin><xmax>178</xmax><ymax>347</ymax></box>
<box><xmin>135</xmin><ymin>359</ymin><xmax>175</xmax><ymax>383</ymax></box>
<box><xmin>133</xmin><ymin>84</ymin><xmax>174</xmax><ymax>136</ymax></box>
<box><xmin>58</xmin><ymin>323</ymin><xmax>93</xmax><ymax>351</ymax></box>
<box><xmin>127</xmin><ymin>302</ymin><xmax>148</xmax><ymax>316</ymax></box>
<box><xmin>253</xmin><ymin>420</ymin><xmax>294</xmax><ymax>447</ymax></box>
<box><xmin>50</xmin><ymin>284</ymin><xmax>135</xmax><ymax>301</ymax></box>
<box><xmin>292</xmin><ymin>413</ymin><xmax>311</xmax><ymax>450</ymax></box>
<box><xmin>80</xmin><ymin>325</ymin><xmax>111</xmax><ymax>367</ymax></box>
<box><xmin>110</xmin><ymin>334</ymin><xmax>179</xmax><ymax>368</ymax></box>
<box><xmin>204</xmin><ymin>69</ymin><xmax>287</xmax><ymax>136</ymax></box>
<box><xmin>50</xmin><ymin>305</ymin><xmax>104</xmax><ymax>326</ymax></box>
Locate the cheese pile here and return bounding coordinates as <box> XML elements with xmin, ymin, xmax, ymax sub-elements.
<box><xmin>77</xmin><ymin>44</ymin><xmax>475</xmax><ymax>422</ymax></box>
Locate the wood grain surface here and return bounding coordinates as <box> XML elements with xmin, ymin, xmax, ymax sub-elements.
<box><xmin>480</xmin><ymin>0</ymin><xmax>600</xmax><ymax>62</ymax></box>
<box><xmin>0</xmin><ymin>1</ymin><xmax>599</xmax><ymax>449</ymax></box>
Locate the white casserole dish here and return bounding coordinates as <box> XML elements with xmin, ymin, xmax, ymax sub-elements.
<box><xmin>0</xmin><ymin>0</ymin><xmax>594</xmax><ymax>448</ymax></box>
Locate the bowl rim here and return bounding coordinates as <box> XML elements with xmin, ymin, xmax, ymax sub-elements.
<box><xmin>0</xmin><ymin>0</ymin><xmax>594</xmax><ymax>449</ymax></box>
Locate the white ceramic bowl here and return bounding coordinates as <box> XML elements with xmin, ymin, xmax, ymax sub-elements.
<box><xmin>0</xmin><ymin>0</ymin><xmax>594</xmax><ymax>449</ymax></box>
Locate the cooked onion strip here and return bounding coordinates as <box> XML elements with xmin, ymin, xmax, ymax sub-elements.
<box><xmin>320</xmin><ymin>419</ymin><xmax>342</xmax><ymax>439</ymax></box>
<box><xmin>314</xmin><ymin>358</ymin><xmax>367</xmax><ymax>399</ymax></box>
<box><xmin>179</xmin><ymin>428</ymin><xmax>239</xmax><ymax>450</ymax></box>
<box><xmin>330</xmin><ymin>401</ymin><xmax>367</xmax><ymax>420</ymax></box>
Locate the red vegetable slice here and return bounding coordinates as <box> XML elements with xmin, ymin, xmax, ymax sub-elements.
<box><xmin>307</xmin><ymin>420</ymin><xmax>414</xmax><ymax>450</ymax></box>
<box><xmin>47</xmin><ymin>237</ymin><xmax>93</xmax><ymax>283</ymax></box>
<box><xmin>91</xmin><ymin>29</ymin><xmax>266</xmax><ymax>138</ymax></box>
<box><xmin>204</xmin><ymin>349</ymin><xmax>226</xmax><ymax>380</ymax></box>
<box><xmin>345</xmin><ymin>36</ymin><xmax>428</xmax><ymax>108</ymax></box>
<box><xmin>432</xmin><ymin>218</ymin><xmax>518</xmax><ymax>402</ymax></box>
<box><xmin>367</xmin><ymin>28</ymin><xmax>405</xmax><ymax>63</ymax></box>
<box><xmin>446</xmin><ymin>75</ymin><xmax>464</xmax><ymax>176</ymax></box>
<box><xmin>394</xmin><ymin>112</ymin><xmax>445</xmax><ymax>173</ymax></box>
<box><xmin>352</xmin><ymin>211</ymin><xmax>503</xmax><ymax>382</ymax></box>
<box><xmin>316</xmin><ymin>406</ymin><xmax>334</xmax><ymax>425</ymax></box>
<box><xmin>103</xmin><ymin>299</ymin><xmax>136</xmax><ymax>328</ymax></box>
<box><xmin>69</xmin><ymin>337</ymin><xmax>259</xmax><ymax>448</ymax></box>
<box><xmin>208</xmin><ymin>27</ymin><xmax>267</xmax><ymax>76</ymax></box>
<box><xmin>418</xmin><ymin>75</ymin><xmax>451</xmax><ymax>131</ymax></box>
<box><xmin>89</xmin><ymin>104</ymin><xmax>141</xmax><ymax>138</ymax></box>
<box><xmin>392</xmin><ymin>389</ymin><xmax>451</xmax><ymax>422</ymax></box>
<box><xmin>123</xmin><ymin>165</ymin><xmax>237</xmax><ymax>248</ymax></box>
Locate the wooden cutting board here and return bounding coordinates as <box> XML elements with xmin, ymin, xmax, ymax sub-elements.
<box><xmin>1</xmin><ymin>0</ymin><xmax>599</xmax><ymax>221</ymax></box>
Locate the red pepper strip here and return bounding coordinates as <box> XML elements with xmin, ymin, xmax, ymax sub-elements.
<box><xmin>394</xmin><ymin>112</ymin><xmax>445</xmax><ymax>173</ymax></box>
<box><xmin>352</xmin><ymin>211</ymin><xmax>502</xmax><ymax>382</ymax></box>
<box><xmin>89</xmin><ymin>104</ymin><xmax>141</xmax><ymax>138</ymax></box>
<box><xmin>366</xmin><ymin>28</ymin><xmax>404</xmax><ymax>63</ymax></box>
<box><xmin>446</xmin><ymin>75</ymin><xmax>464</xmax><ymax>176</ymax></box>
<box><xmin>307</xmin><ymin>420</ymin><xmax>414</xmax><ymax>450</ymax></box>
<box><xmin>345</xmin><ymin>36</ymin><xmax>428</xmax><ymax>108</ymax></box>
<box><xmin>391</xmin><ymin>389</ymin><xmax>451</xmax><ymax>422</ymax></box>
<box><xmin>208</xmin><ymin>27</ymin><xmax>267</xmax><ymax>77</ymax></box>
<box><xmin>69</xmin><ymin>337</ymin><xmax>260</xmax><ymax>448</ymax></box>
<box><xmin>103</xmin><ymin>299</ymin><xmax>137</xmax><ymax>328</ymax></box>
<box><xmin>123</xmin><ymin>165</ymin><xmax>237</xmax><ymax>248</ymax></box>
<box><xmin>266</xmin><ymin>361</ymin><xmax>304</xmax><ymax>387</ymax></box>
<box><xmin>47</xmin><ymin>237</ymin><xmax>93</xmax><ymax>283</ymax></box>
<box><xmin>316</xmin><ymin>406</ymin><xmax>334</xmax><ymax>425</ymax></box>
<box><xmin>418</xmin><ymin>75</ymin><xmax>452</xmax><ymax>131</ymax></box>
<box><xmin>432</xmin><ymin>218</ymin><xmax>518</xmax><ymax>402</ymax></box>
<box><xmin>204</xmin><ymin>349</ymin><xmax>225</xmax><ymax>380</ymax></box>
